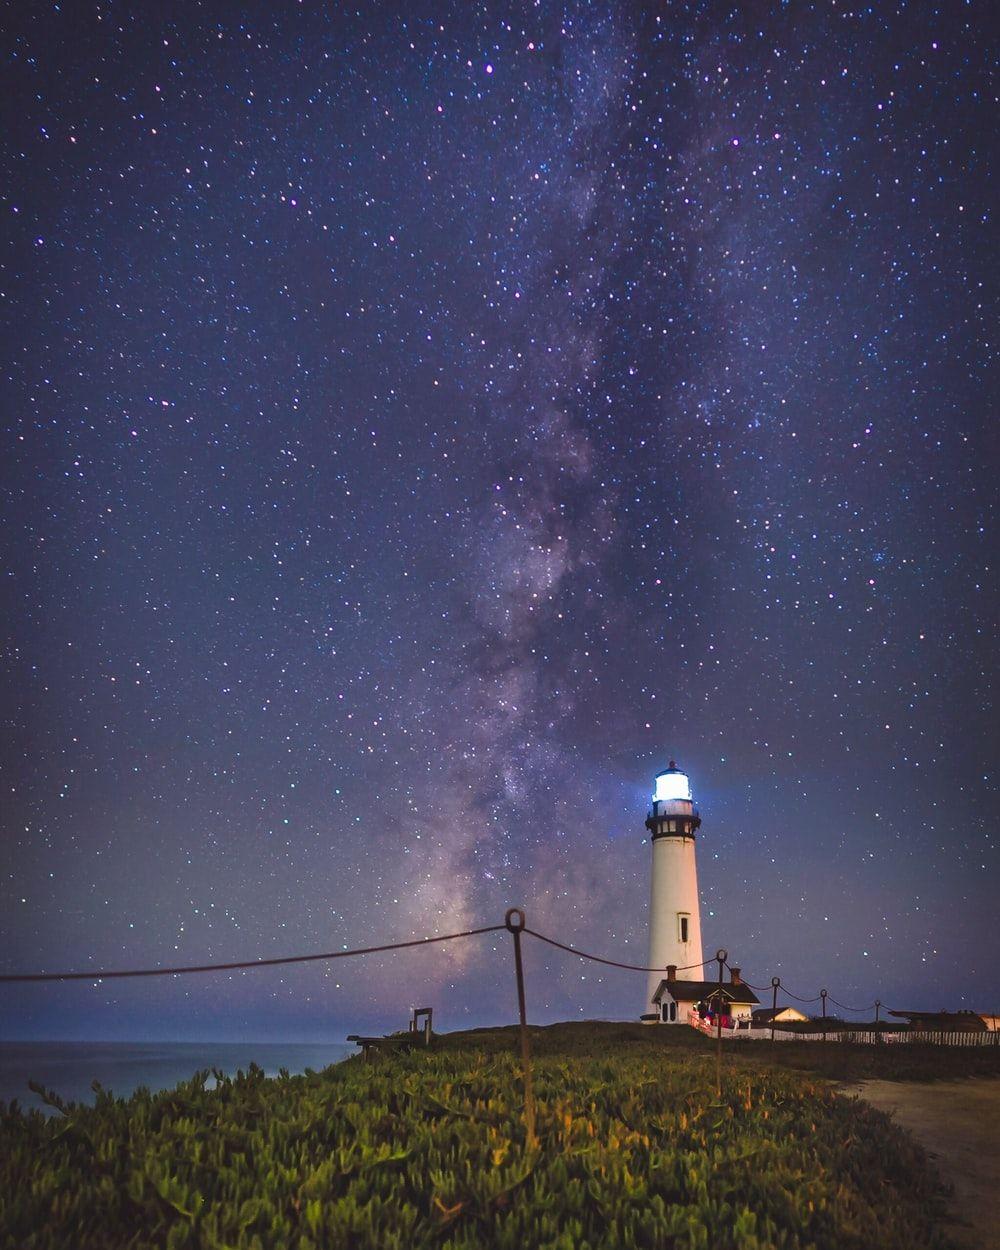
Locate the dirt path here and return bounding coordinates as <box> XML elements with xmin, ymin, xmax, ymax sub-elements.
<box><xmin>845</xmin><ymin>1079</ymin><xmax>1000</xmax><ymax>1249</ymax></box>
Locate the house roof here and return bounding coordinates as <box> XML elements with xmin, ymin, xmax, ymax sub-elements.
<box><xmin>751</xmin><ymin>1007</ymin><xmax>807</xmax><ymax>1024</ymax></box>
<box><xmin>887</xmin><ymin>1009</ymin><xmax>988</xmax><ymax>1031</ymax></box>
<box><xmin>652</xmin><ymin>979</ymin><xmax>760</xmax><ymax>1006</ymax></box>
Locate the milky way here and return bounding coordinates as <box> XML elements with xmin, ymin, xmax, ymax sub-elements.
<box><xmin>2</xmin><ymin>3</ymin><xmax>995</xmax><ymax>1041</ymax></box>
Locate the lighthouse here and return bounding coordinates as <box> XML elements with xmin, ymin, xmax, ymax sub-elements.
<box><xmin>644</xmin><ymin>762</ymin><xmax>704</xmax><ymax>1016</ymax></box>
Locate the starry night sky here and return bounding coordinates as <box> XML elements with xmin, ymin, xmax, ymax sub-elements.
<box><xmin>1</xmin><ymin>3</ymin><xmax>996</xmax><ymax>1042</ymax></box>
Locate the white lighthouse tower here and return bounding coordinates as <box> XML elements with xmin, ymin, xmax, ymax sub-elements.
<box><xmin>644</xmin><ymin>761</ymin><xmax>704</xmax><ymax>1016</ymax></box>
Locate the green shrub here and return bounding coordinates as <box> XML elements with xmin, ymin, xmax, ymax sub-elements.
<box><xmin>0</xmin><ymin>1024</ymin><xmax>955</xmax><ymax>1249</ymax></box>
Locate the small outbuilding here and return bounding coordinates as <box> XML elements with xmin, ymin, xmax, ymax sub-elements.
<box><xmin>649</xmin><ymin>965</ymin><xmax>759</xmax><ymax>1026</ymax></box>
<box><xmin>751</xmin><ymin>1006</ymin><xmax>809</xmax><ymax>1028</ymax></box>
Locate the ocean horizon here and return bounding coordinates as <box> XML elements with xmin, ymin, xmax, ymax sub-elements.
<box><xmin>0</xmin><ymin>1040</ymin><xmax>353</xmax><ymax>1115</ymax></box>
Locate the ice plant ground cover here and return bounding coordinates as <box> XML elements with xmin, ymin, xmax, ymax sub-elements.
<box><xmin>2</xmin><ymin>1021</ymin><xmax>986</xmax><ymax>1250</ymax></box>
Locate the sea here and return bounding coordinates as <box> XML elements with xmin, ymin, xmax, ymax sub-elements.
<box><xmin>0</xmin><ymin>1041</ymin><xmax>353</xmax><ymax>1115</ymax></box>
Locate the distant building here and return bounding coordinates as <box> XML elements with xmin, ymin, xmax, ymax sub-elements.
<box><xmin>751</xmin><ymin>1006</ymin><xmax>809</xmax><ymax>1028</ymax></box>
<box><xmin>650</xmin><ymin>965</ymin><xmax>759</xmax><ymax>1027</ymax></box>
<box><xmin>887</xmin><ymin>1009</ymin><xmax>989</xmax><ymax>1032</ymax></box>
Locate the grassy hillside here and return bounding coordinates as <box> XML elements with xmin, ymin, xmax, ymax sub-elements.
<box><xmin>437</xmin><ymin>1020</ymin><xmax>1000</xmax><ymax>1081</ymax></box>
<box><xmin>0</xmin><ymin>1022</ymin><xmax>965</xmax><ymax>1249</ymax></box>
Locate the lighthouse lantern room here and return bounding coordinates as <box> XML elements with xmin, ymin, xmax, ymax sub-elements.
<box><xmin>643</xmin><ymin>761</ymin><xmax>704</xmax><ymax>1019</ymax></box>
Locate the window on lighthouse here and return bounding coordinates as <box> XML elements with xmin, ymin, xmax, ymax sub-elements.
<box><xmin>679</xmin><ymin>914</ymin><xmax>689</xmax><ymax>943</ymax></box>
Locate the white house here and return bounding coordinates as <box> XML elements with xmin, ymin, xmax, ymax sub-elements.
<box><xmin>650</xmin><ymin>965</ymin><xmax>759</xmax><ymax>1026</ymax></box>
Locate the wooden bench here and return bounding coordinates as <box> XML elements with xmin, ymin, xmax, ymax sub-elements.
<box><xmin>346</xmin><ymin>1033</ymin><xmax>417</xmax><ymax>1060</ymax></box>
<box><xmin>348</xmin><ymin>1010</ymin><xmax>434</xmax><ymax>1060</ymax></box>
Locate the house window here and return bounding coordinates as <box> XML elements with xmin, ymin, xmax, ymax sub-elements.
<box><xmin>661</xmin><ymin>1001</ymin><xmax>677</xmax><ymax>1023</ymax></box>
<box><xmin>679</xmin><ymin>914</ymin><xmax>689</xmax><ymax>943</ymax></box>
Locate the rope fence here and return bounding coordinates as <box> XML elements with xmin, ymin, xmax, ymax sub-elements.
<box><xmin>827</xmin><ymin>995</ymin><xmax>874</xmax><ymax>1015</ymax></box>
<box><xmin>776</xmin><ymin>987</ymin><xmax>823</xmax><ymax>1005</ymax></box>
<box><xmin>0</xmin><ymin>921</ymin><xmax>886</xmax><ymax>1020</ymax></box>
<box><xmin>0</xmin><ymin>913</ymin><xmax>965</xmax><ymax>1024</ymax></box>
<box><xmin>523</xmin><ymin>928</ymin><xmax>712</xmax><ymax>974</ymax></box>
<box><xmin>0</xmin><ymin>925</ymin><xmax>507</xmax><ymax>984</ymax></box>
<box><xmin>0</xmin><ymin>915</ymin><xmax>967</xmax><ymax>1029</ymax></box>
<box><xmin>3</xmin><ymin>909</ymin><xmax>995</xmax><ymax>1133</ymax></box>
<box><xmin>733</xmin><ymin>973</ymin><xmax>878</xmax><ymax>1018</ymax></box>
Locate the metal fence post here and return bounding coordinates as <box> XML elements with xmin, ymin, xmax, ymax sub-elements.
<box><xmin>505</xmin><ymin>908</ymin><xmax>537</xmax><ymax>1149</ymax></box>
<box><xmin>715</xmin><ymin>948</ymin><xmax>727</xmax><ymax>1097</ymax></box>
<box><xmin>771</xmin><ymin>978</ymin><xmax>780</xmax><ymax>1043</ymax></box>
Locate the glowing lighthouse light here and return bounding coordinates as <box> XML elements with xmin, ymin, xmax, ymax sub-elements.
<box><xmin>653</xmin><ymin>768</ymin><xmax>691</xmax><ymax>803</ymax></box>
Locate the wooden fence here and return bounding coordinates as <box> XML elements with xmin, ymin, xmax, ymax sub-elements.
<box><xmin>726</xmin><ymin>1026</ymin><xmax>1000</xmax><ymax>1046</ymax></box>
